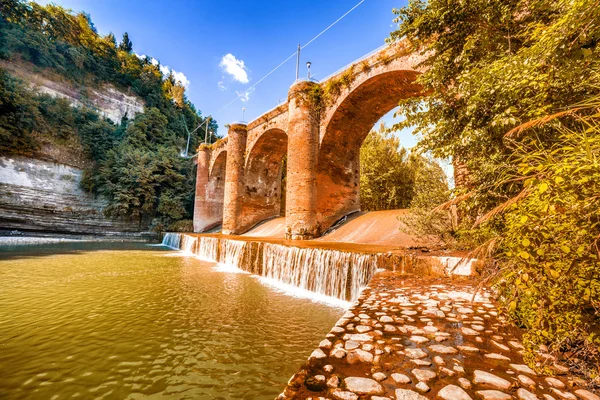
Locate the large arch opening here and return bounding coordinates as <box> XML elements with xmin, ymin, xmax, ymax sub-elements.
<box><xmin>316</xmin><ymin>70</ymin><xmax>423</xmax><ymax>231</ymax></box>
<box><xmin>239</xmin><ymin>128</ymin><xmax>288</xmax><ymax>233</ymax></box>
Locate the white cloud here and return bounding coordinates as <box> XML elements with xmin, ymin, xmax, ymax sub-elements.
<box><xmin>220</xmin><ymin>54</ymin><xmax>249</xmax><ymax>84</ymax></box>
<box><xmin>235</xmin><ymin>87</ymin><xmax>254</xmax><ymax>103</ymax></box>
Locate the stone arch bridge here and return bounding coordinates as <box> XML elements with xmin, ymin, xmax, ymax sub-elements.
<box><xmin>194</xmin><ymin>42</ymin><xmax>426</xmax><ymax>239</ymax></box>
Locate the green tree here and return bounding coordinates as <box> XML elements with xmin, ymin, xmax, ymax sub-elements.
<box><xmin>118</xmin><ymin>31</ymin><xmax>132</xmax><ymax>53</ymax></box>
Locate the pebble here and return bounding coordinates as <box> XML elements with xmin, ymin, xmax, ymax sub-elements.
<box><xmin>411</xmin><ymin>368</ymin><xmax>437</xmax><ymax>382</ymax></box>
<box><xmin>391</xmin><ymin>373</ymin><xmax>411</xmax><ymax>383</ymax></box>
<box><xmin>405</xmin><ymin>348</ymin><xmax>428</xmax><ymax>359</ymax></box>
<box><xmin>372</xmin><ymin>372</ymin><xmax>387</xmax><ymax>381</ymax></box>
<box><xmin>484</xmin><ymin>353</ymin><xmax>511</xmax><ymax>361</ymax></box>
<box><xmin>415</xmin><ymin>382</ymin><xmax>430</xmax><ymax>393</ymax></box>
<box><xmin>345</xmin><ymin>340</ymin><xmax>360</xmax><ymax>350</ymax></box>
<box><xmin>327</xmin><ymin>374</ymin><xmax>340</xmax><ymax>388</ymax></box>
<box><xmin>458</xmin><ymin>377</ymin><xmax>472</xmax><ymax>389</ymax></box>
<box><xmin>438</xmin><ymin>384</ymin><xmax>473</xmax><ymax>400</ymax></box>
<box><xmin>343</xmin><ymin>377</ymin><xmax>383</xmax><ymax>395</ymax></box>
<box><xmin>510</xmin><ymin>364</ymin><xmax>537</xmax><ymax>375</ymax></box>
<box><xmin>330</xmin><ymin>348</ymin><xmax>347</xmax><ymax>358</ymax></box>
<box><xmin>545</xmin><ymin>377</ymin><xmax>566</xmax><ymax>389</ymax></box>
<box><xmin>429</xmin><ymin>344</ymin><xmax>458</xmax><ymax>354</ymax></box>
<box><xmin>410</xmin><ymin>335</ymin><xmax>429</xmax><ymax>344</ymax></box>
<box><xmin>458</xmin><ymin>345</ymin><xmax>480</xmax><ymax>353</ymax></box>
<box><xmin>309</xmin><ymin>348</ymin><xmax>327</xmax><ymax>360</ymax></box>
<box><xmin>517</xmin><ymin>388</ymin><xmax>539</xmax><ymax>400</ymax></box>
<box><xmin>323</xmin><ymin>364</ymin><xmax>333</xmax><ymax>373</ymax></box>
<box><xmin>433</xmin><ymin>355</ymin><xmax>445</xmax><ymax>365</ymax></box>
<box><xmin>473</xmin><ymin>370</ymin><xmax>512</xmax><ymax>390</ymax></box>
<box><xmin>461</xmin><ymin>327</ymin><xmax>480</xmax><ymax>336</ymax></box>
<box><xmin>331</xmin><ymin>389</ymin><xmax>358</xmax><ymax>400</ymax></box>
<box><xmin>395</xmin><ymin>388</ymin><xmax>428</xmax><ymax>400</ymax></box>
<box><xmin>574</xmin><ymin>390</ymin><xmax>600</xmax><ymax>400</ymax></box>
<box><xmin>550</xmin><ymin>388</ymin><xmax>577</xmax><ymax>400</ymax></box>
<box><xmin>517</xmin><ymin>374</ymin><xmax>536</xmax><ymax>387</ymax></box>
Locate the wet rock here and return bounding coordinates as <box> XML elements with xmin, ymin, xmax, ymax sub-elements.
<box><xmin>508</xmin><ymin>340</ymin><xmax>524</xmax><ymax>350</ymax></box>
<box><xmin>416</xmin><ymin>382</ymin><xmax>430</xmax><ymax>393</ymax></box>
<box><xmin>484</xmin><ymin>353</ymin><xmax>511</xmax><ymax>361</ymax></box>
<box><xmin>433</xmin><ymin>355</ymin><xmax>445</xmax><ymax>365</ymax></box>
<box><xmin>412</xmin><ymin>359</ymin><xmax>432</xmax><ymax>366</ymax></box>
<box><xmin>439</xmin><ymin>366</ymin><xmax>456</xmax><ymax>377</ymax></box>
<box><xmin>405</xmin><ymin>348</ymin><xmax>428</xmax><ymax>359</ymax></box>
<box><xmin>423</xmin><ymin>326</ymin><xmax>439</xmax><ymax>333</ymax></box>
<box><xmin>461</xmin><ymin>327</ymin><xmax>480</xmax><ymax>336</ymax></box>
<box><xmin>331</xmin><ymin>348</ymin><xmax>347</xmax><ymax>358</ymax></box>
<box><xmin>305</xmin><ymin>375</ymin><xmax>327</xmax><ymax>391</ymax></box>
<box><xmin>476</xmin><ymin>390</ymin><xmax>512</xmax><ymax>400</ymax></box>
<box><xmin>517</xmin><ymin>374</ymin><xmax>536</xmax><ymax>387</ymax></box>
<box><xmin>410</xmin><ymin>335</ymin><xmax>429</xmax><ymax>344</ymax></box>
<box><xmin>331</xmin><ymin>389</ymin><xmax>359</xmax><ymax>400</ymax></box>
<box><xmin>372</xmin><ymin>372</ymin><xmax>387</xmax><ymax>381</ymax></box>
<box><xmin>391</xmin><ymin>373</ymin><xmax>411</xmax><ymax>384</ymax></box>
<box><xmin>438</xmin><ymin>384</ymin><xmax>473</xmax><ymax>400</ymax></box>
<box><xmin>429</xmin><ymin>344</ymin><xmax>458</xmax><ymax>354</ymax></box>
<box><xmin>473</xmin><ymin>370</ymin><xmax>512</xmax><ymax>390</ymax></box>
<box><xmin>331</xmin><ymin>326</ymin><xmax>345</xmax><ymax>334</ymax></box>
<box><xmin>343</xmin><ymin>333</ymin><xmax>372</xmax><ymax>342</ymax></box>
<box><xmin>395</xmin><ymin>388</ymin><xmax>429</xmax><ymax>400</ymax></box>
<box><xmin>323</xmin><ymin>364</ymin><xmax>333</xmax><ymax>373</ymax></box>
<box><xmin>347</xmin><ymin>349</ymin><xmax>373</xmax><ymax>364</ymax></box>
<box><xmin>412</xmin><ymin>368</ymin><xmax>437</xmax><ymax>382</ymax></box>
<box><xmin>372</xmin><ymin>397</ymin><xmax>391</xmax><ymax>400</ymax></box>
<box><xmin>309</xmin><ymin>348</ymin><xmax>327</xmax><ymax>360</ymax></box>
<box><xmin>345</xmin><ymin>340</ymin><xmax>360</xmax><ymax>350</ymax></box>
<box><xmin>343</xmin><ymin>377</ymin><xmax>383</xmax><ymax>395</ymax></box>
<box><xmin>384</xmin><ymin>324</ymin><xmax>397</xmax><ymax>332</ymax></box>
<box><xmin>517</xmin><ymin>388</ymin><xmax>539</xmax><ymax>400</ymax></box>
<box><xmin>550</xmin><ymin>388</ymin><xmax>576</xmax><ymax>400</ymax></box>
<box><xmin>545</xmin><ymin>377</ymin><xmax>566</xmax><ymax>389</ymax></box>
<box><xmin>319</xmin><ymin>339</ymin><xmax>332</xmax><ymax>350</ymax></box>
<box><xmin>327</xmin><ymin>374</ymin><xmax>340</xmax><ymax>388</ymax></box>
<box><xmin>380</xmin><ymin>316</ymin><xmax>394</xmax><ymax>323</ymax></box>
<box><xmin>355</xmin><ymin>325</ymin><xmax>371</xmax><ymax>333</ymax></box>
<box><xmin>510</xmin><ymin>364</ymin><xmax>537</xmax><ymax>375</ymax></box>
<box><xmin>574</xmin><ymin>389</ymin><xmax>600</xmax><ymax>400</ymax></box>
<box><xmin>458</xmin><ymin>345</ymin><xmax>480</xmax><ymax>353</ymax></box>
<box><xmin>459</xmin><ymin>377</ymin><xmax>472</xmax><ymax>389</ymax></box>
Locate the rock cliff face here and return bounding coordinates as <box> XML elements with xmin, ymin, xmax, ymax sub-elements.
<box><xmin>0</xmin><ymin>62</ymin><xmax>149</xmax><ymax>236</ymax></box>
<box><xmin>1</xmin><ymin>60</ymin><xmax>145</xmax><ymax>124</ymax></box>
<box><xmin>0</xmin><ymin>156</ymin><xmax>145</xmax><ymax>236</ymax></box>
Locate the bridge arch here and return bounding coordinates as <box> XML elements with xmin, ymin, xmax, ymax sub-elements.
<box><xmin>237</xmin><ymin>128</ymin><xmax>288</xmax><ymax>233</ymax></box>
<box><xmin>316</xmin><ymin>68</ymin><xmax>423</xmax><ymax>229</ymax></box>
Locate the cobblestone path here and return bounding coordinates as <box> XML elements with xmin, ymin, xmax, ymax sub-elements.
<box><xmin>279</xmin><ymin>272</ymin><xmax>599</xmax><ymax>400</ymax></box>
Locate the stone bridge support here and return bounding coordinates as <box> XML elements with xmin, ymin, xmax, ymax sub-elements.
<box><xmin>222</xmin><ymin>123</ymin><xmax>248</xmax><ymax>235</ymax></box>
<box><xmin>285</xmin><ymin>80</ymin><xmax>320</xmax><ymax>239</ymax></box>
<box><xmin>193</xmin><ymin>147</ymin><xmax>226</xmax><ymax>232</ymax></box>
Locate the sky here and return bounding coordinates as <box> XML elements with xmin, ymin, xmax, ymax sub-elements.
<box><xmin>36</xmin><ymin>0</ymin><xmax>422</xmax><ymax>147</ymax></box>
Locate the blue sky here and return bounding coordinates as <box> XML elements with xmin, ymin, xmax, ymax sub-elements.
<box><xmin>37</xmin><ymin>0</ymin><xmax>423</xmax><ymax>148</ymax></box>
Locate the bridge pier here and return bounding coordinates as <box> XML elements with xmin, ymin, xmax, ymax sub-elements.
<box><xmin>222</xmin><ymin>123</ymin><xmax>248</xmax><ymax>235</ymax></box>
<box><xmin>285</xmin><ymin>80</ymin><xmax>320</xmax><ymax>239</ymax></box>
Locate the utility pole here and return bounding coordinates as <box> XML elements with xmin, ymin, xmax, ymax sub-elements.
<box><xmin>295</xmin><ymin>43</ymin><xmax>301</xmax><ymax>81</ymax></box>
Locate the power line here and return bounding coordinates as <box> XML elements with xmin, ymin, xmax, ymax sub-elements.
<box><xmin>218</xmin><ymin>0</ymin><xmax>366</xmax><ymax>112</ymax></box>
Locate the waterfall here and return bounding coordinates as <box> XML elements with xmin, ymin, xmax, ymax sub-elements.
<box><xmin>196</xmin><ymin>237</ymin><xmax>219</xmax><ymax>262</ymax></box>
<box><xmin>261</xmin><ymin>244</ymin><xmax>377</xmax><ymax>302</ymax></box>
<box><xmin>162</xmin><ymin>232</ymin><xmax>181</xmax><ymax>249</ymax></box>
<box><xmin>180</xmin><ymin>235</ymin><xmax>197</xmax><ymax>254</ymax></box>
<box><xmin>161</xmin><ymin>233</ymin><xmax>379</xmax><ymax>303</ymax></box>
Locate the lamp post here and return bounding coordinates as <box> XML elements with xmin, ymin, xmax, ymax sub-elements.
<box><xmin>306</xmin><ymin>61</ymin><xmax>312</xmax><ymax>79</ymax></box>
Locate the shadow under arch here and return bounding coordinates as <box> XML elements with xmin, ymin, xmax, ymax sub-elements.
<box><xmin>238</xmin><ymin>128</ymin><xmax>288</xmax><ymax>233</ymax></box>
<box><xmin>316</xmin><ymin>69</ymin><xmax>423</xmax><ymax>231</ymax></box>
<box><xmin>203</xmin><ymin>150</ymin><xmax>227</xmax><ymax>231</ymax></box>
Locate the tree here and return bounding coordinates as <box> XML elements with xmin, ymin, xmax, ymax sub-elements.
<box><xmin>359</xmin><ymin>122</ymin><xmax>448</xmax><ymax>211</ymax></box>
<box><xmin>118</xmin><ymin>31</ymin><xmax>132</xmax><ymax>53</ymax></box>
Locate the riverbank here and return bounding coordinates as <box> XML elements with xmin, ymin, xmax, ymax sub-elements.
<box><xmin>0</xmin><ymin>232</ymin><xmax>156</xmax><ymax>246</ymax></box>
<box><xmin>279</xmin><ymin>272</ymin><xmax>599</xmax><ymax>399</ymax></box>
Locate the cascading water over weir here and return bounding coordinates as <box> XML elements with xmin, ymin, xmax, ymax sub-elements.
<box><xmin>162</xmin><ymin>233</ymin><xmax>381</xmax><ymax>302</ymax></box>
<box><xmin>162</xmin><ymin>232</ymin><xmax>479</xmax><ymax>304</ymax></box>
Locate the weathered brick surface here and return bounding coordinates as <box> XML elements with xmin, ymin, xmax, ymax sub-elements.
<box><xmin>222</xmin><ymin>123</ymin><xmax>248</xmax><ymax>235</ymax></box>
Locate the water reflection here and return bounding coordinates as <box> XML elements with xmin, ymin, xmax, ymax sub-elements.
<box><xmin>0</xmin><ymin>244</ymin><xmax>341</xmax><ymax>399</ymax></box>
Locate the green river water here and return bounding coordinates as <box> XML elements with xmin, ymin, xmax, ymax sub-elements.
<box><xmin>0</xmin><ymin>242</ymin><xmax>342</xmax><ymax>399</ymax></box>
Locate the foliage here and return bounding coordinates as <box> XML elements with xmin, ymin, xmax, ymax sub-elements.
<box><xmin>391</xmin><ymin>0</ymin><xmax>600</xmax><ymax>373</ymax></box>
<box><xmin>489</xmin><ymin>106</ymin><xmax>600</xmax><ymax>375</ymax></box>
<box><xmin>360</xmin><ymin>122</ymin><xmax>448</xmax><ymax>211</ymax></box>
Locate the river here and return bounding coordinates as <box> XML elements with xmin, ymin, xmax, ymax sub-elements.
<box><xmin>0</xmin><ymin>242</ymin><xmax>342</xmax><ymax>399</ymax></box>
